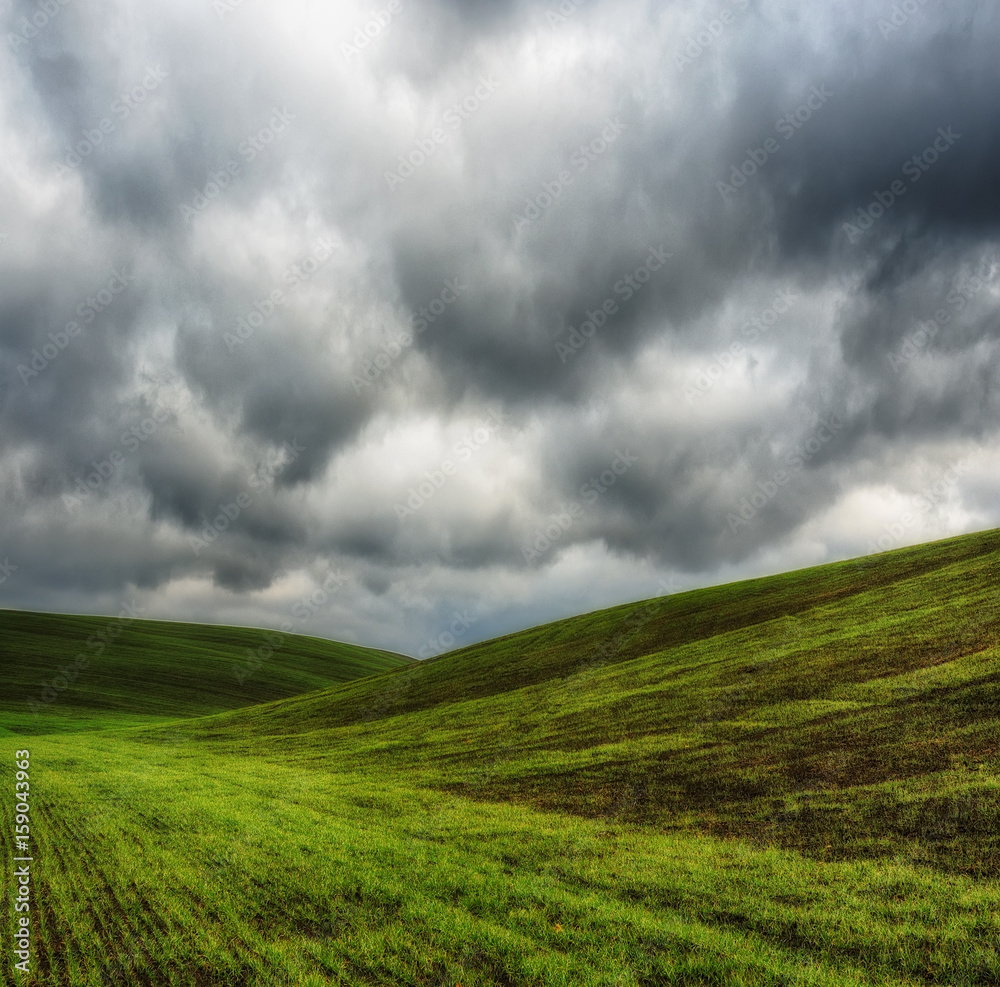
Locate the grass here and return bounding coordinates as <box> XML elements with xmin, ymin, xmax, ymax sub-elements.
<box><xmin>1</xmin><ymin>528</ymin><xmax>999</xmax><ymax>984</ymax></box>
<box><xmin>0</xmin><ymin>609</ymin><xmax>413</xmax><ymax>736</ymax></box>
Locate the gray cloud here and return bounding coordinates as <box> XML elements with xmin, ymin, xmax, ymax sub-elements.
<box><xmin>1</xmin><ymin>0</ymin><xmax>998</xmax><ymax>656</ymax></box>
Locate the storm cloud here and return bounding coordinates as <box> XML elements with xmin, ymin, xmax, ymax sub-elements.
<box><xmin>1</xmin><ymin>0</ymin><xmax>998</xmax><ymax>655</ymax></box>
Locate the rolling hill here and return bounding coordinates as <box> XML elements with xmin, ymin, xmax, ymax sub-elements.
<box><xmin>0</xmin><ymin>608</ymin><xmax>413</xmax><ymax>736</ymax></box>
<box><xmin>1</xmin><ymin>528</ymin><xmax>998</xmax><ymax>985</ymax></box>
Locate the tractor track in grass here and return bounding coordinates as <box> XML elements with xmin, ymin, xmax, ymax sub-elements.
<box><xmin>40</xmin><ymin>794</ymin><xmax>272</xmax><ymax>984</ymax></box>
<box><xmin>39</xmin><ymin>762</ymin><xmax>282</xmax><ymax>983</ymax></box>
<box><xmin>34</xmin><ymin>799</ymin><xmax>163</xmax><ymax>985</ymax></box>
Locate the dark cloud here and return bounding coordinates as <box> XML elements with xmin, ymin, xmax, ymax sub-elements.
<box><xmin>1</xmin><ymin>0</ymin><xmax>998</xmax><ymax>654</ymax></box>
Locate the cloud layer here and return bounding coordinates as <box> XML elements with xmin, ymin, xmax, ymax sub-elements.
<box><xmin>2</xmin><ymin>0</ymin><xmax>998</xmax><ymax>655</ymax></box>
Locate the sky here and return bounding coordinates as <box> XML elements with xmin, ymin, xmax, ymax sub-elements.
<box><xmin>1</xmin><ymin>0</ymin><xmax>998</xmax><ymax>658</ymax></box>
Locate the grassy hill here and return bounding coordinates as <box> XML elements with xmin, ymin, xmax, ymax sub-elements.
<box><xmin>1</xmin><ymin>529</ymin><xmax>998</xmax><ymax>985</ymax></box>
<box><xmin>0</xmin><ymin>608</ymin><xmax>413</xmax><ymax>735</ymax></box>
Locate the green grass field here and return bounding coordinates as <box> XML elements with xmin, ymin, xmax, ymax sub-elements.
<box><xmin>0</xmin><ymin>609</ymin><xmax>413</xmax><ymax>736</ymax></box>
<box><xmin>2</xmin><ymin>529</ymin><xmax>998</xmax><ymax>985</ymax></box>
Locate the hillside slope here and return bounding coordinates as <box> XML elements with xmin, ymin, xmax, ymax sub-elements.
<box><xmin>198</xmin><ymin>526</ymin><xmax>1000</xmax><ymax>738</ymax></box>
<box><xmin>1</xmin><ymin>530</ymin><xmax>997</xmax><ymax>985</ymax></box>
<box><xmin>0</xmin><ymin>608</ymin><xmax>413</xmax><ymax>735</ymax></box>
<box><xmin>168</xmin><ymin>527</ymin><xmax>1000</xmax><ymax>876</ymax></box>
